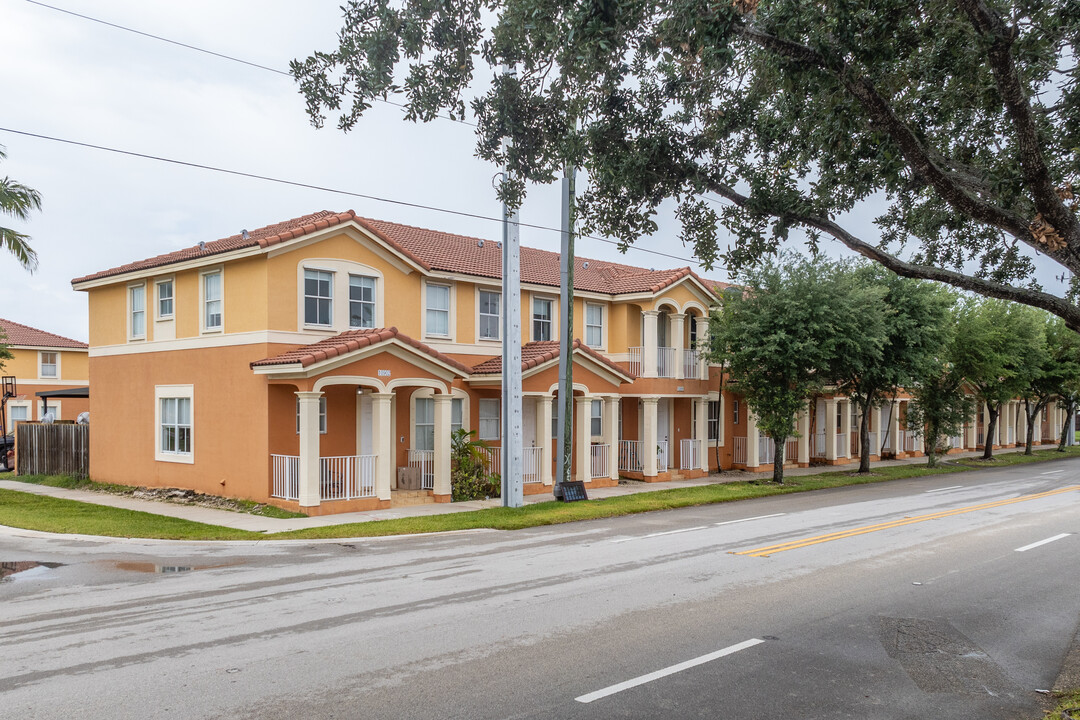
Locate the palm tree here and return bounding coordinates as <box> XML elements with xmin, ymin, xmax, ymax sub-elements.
<box><xmin>0</xmin><ymin>145</ymin><xmax>42</xmax><ymax>271</ymax></box>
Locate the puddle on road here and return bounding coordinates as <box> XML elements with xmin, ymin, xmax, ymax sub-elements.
<box><xmin>112</xmin><ymin>561</ymin><xmax>243</xmax><ymax>574</ymax></box>
<box><xmin>1</xmin><ymin>561</ymin><xmax>64</xmax><ymax>581</ymax></box>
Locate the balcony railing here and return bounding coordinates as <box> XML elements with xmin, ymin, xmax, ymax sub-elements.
<box><xmin>590</xmin><ymin>444</ymin><xmax>610</xmax><ymax>479</ymax></box>
<box><xmin>628</xmin><ymin>347</ymin><xmax>643</xmax><ymax>377</ymax></box>
<box><xmin>682</xmin><ymin>349</ymin><xmax>703</xmax><ymax>380</ymax></box>
<box><xmin>680</xmin><ymin>438</ymin><xmax>701</xmax><ymax>470</ymax></box>
<box><xmin>408</xmin><ymin>449</ymin><xmax>434</xmax><ymax>490</ymax></box>
<box><xmin>657</xmin><ymin>347</ymin><xmax>676</xmax><ymax>378</ymax></box>
<box><xmin>270</xmin><ymin>453</ymin><xmax>376</xmax><ymax>501</ymax></box>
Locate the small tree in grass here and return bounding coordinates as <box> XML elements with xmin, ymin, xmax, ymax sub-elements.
<box><xmin>1046</xmin><ymin>320</ymin><xmax>1080</xmax><ymax>452</ymax></box>
<box><xmin>709</xmin><ymin>254</ymin><xmax>885</xmax><ymax>483</ymax></box>
<box><xmin>450</xmin><ymin>428</ymin><xmax>501</xmax><ymax>502</ymax></box>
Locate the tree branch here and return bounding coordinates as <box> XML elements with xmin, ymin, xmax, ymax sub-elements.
<box><xmin>706</xmin><ymin>179</ymin><xmax>1080</xmax><ymax>331</ymax></box>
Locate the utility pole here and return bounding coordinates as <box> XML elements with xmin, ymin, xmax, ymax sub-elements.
<box><xmin>554</xmin><ymin>162</ymin><xmax>576</xmax><ymax>497</ymax></box>
<box><xmin>500</xmin><ymin>68</ymin><xmax>524</xmax><ymax>508</ymax></box>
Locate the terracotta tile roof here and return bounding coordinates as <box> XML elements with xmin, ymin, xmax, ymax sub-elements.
<box><xmin>0</xmin><ymin>318</ymin><xmax>87</xmax><ymax>349</ymax></box>
<box><xmin>72</xmin><ymin>211</ymin><xmax>356</xmax><ymax>285</ymax></box>
<box><xmin>73</xmin><ymin>209</ymin><xmax>725</xmax><ymax>299</ymax></box>
<box><xmin>470</xmin><ymin>339</ymin><xmax>633</xmax><ymax>380</ymax></box>
<box><xmin>249</xmin><ymin>327</ymin><xmax>472</xmax><ymax>375</ymax></box>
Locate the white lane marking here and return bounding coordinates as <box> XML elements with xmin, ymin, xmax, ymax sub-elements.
<box><xmin>1015</xmin><ymin>533</ymin><xmax>1072</xmax><ymax>553</ymax></box>
<box><xmin>610</xmin><ymin>526</ymin><xmax>709</xmax><ymax>544</ymax></box>
<box><xmin>924</xmin><ymin>485</ymin><xmax>964</xmax><ymax>493</ymax></box>
<box><xmin>1040</xmin><ymin>470</ymin><xmax>1065</xmax><ymax>475</ymax></box>
<box><xmin>575</xmin><ymin>638</ymin><xmax>765</xmax><ymax>703</ymax></box>
<box><xmin>715</xmin><ymin>513</ymin><xmax>786</xmax><ymax>526</ymax></box>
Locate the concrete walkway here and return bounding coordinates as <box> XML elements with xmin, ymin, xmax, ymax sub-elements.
<box><xmin>0</xmin><ymin>445</ymin><xmax>1061</xmax><ymax>533</ymax></box>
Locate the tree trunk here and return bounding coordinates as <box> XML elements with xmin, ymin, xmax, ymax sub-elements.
<box><xmin>982</xmin><ymin>405</ymin><xmax>998</xmax><ymax>460</ymax></box>
<box><xmin>1024</xmin><ymin>399</ymin><xmax>1037</xmax><ymax>455</ymax></box>
<box><xmin>1058</xmin><ymin>402</ymin><xmax>1073</xmax><ymax>452</ymax></box>
<box><xmin>773</xmin><ymin>435</ymin><xmax>785</xmax><ymax>484</ymax></box>
<box><xmin>926</xmin><ymin>419</ymin><xmax>939</xmax><ymax>467</ymax></box>
<box><xmin>858</xmin><ymin>398</ymin><xmax>872</xmax><ymax>473</ymax></box>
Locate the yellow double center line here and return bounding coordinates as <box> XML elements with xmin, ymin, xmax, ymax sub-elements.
<box><xmin>731</xmin><ymin>485</ymin><xmax>1080</xmax><ymax>558</ymax></box>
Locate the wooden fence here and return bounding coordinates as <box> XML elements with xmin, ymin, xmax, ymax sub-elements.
<box><xmin>15</xmin><ymin>423</ymin><xmax>89</xmax><ymax>478</ymax></box>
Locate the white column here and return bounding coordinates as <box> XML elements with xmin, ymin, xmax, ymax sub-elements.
<box><xmin>746</xmin><ymin>408</ymin><xmax>760</xmax><ymax>468</ymax></box>
<box><xmin>433</xmin><ymin>394</ymin><xmax>452</xmax><ymax>498</ymax></box>
<box><xmin>966</xmin><ymin>402</ymin><xmax>978</xmax><ymax>448</ymax></box>
<box><xmin>694</xmin><ymin>397</ymin><xmax>708</xmax><ymax>472</ymax></box>
<box><xmin>839</xmin><ymin>399</ymin><xmax>851</xmax><ymax>459</ymax></box>
<box><xmin>605</xmin><ymin>395</ymin><xmax>620</xmax><ymax>480</ymax></box>
<box><xmin>576</xmin><ymin>396</ymin><xmax>592</xmax><ymax>483</ymax></box>
<box><xmin>371</xmin><ymin>393</ymin><xmax>394</xmax><ymax>501</ymax></box>
<box><xmin>296</xmin><ymin>391</ymin><xmax>323</xmax><ymax>508</ymax></box>
<box><xmin>536</xmin><ymin>394</ymin><xmax>553</xmax><ymax>485</ymax></box>
<box><xmin>797</xmin><ymin>403</ymin><xmax>810</xmax><ymax>465</ymax></box>
<box><xmin>642</xmin><ymin>396</ymin><xmax>659</xmax><ymax>476</ymax></box>
<box><xmin>825</xmin><ymin>398</ymin><xmax>838</xmax><ymax>462</ymax></box>
<box><xmin>1034</xmin><ymin>405</ymin><xmax>1044</xmax><ymax>443</ymax></box>
<box><xmin>867</xmin><ymin>403</ymin><xmax>879</xmax><ymax>454</ymax></box>
<box><xmin>1018</xmin><ymin>402</ymin><xmax>1028</xmax><ymax>443</ymax></box>
<box><xmin>642</xmin><ymin>311</ymin><xmax>659</xmax><ymax>378</ymax></box>
<box><xmin>891</xmin><ymin>400</ymin><xmax>902</xmax><ymax>455</ymax></box>
<box><xmin>911</xmin><ymin>400</ymin><xmax>924</xmax><ymax>453</ymax></box>
<box><xmin>695</xmin><ymin>316</ymin><xmax>709</xmax><ymax>381</ymax></box>
<box><xmin>670</xmin><ymin>312</ymin><xmax>686</xmax><ymax>380</ymax></box>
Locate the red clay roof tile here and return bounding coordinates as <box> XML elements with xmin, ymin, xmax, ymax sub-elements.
<box><xmin>0</xmin><ymin>318</ymin><xmax>87</xmax><ymax>349</ymax></box>
<box><xmin>250</xmin><ymin>327</ymin><xmax>472</xmax><ymax>375</ymax></box>
<box><xmin>470</xmin><ymin>339</ymin><xmax>633</xmax><ymax>380</ymax></box>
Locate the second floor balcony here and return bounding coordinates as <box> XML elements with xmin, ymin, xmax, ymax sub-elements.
<box><xmin>629</xmin><ymin>346</ymin><xmax>707</xmax><ymax>380</ymax></box>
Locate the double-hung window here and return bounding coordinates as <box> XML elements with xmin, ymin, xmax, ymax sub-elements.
<box><xmin>590</xmin><ymin>399</ymin><xmax>603</xmax><ymax>437</ymax></box>
<box><xmin>157</xmin><ymin>280</ymin><xmax>174</xmax><ymax>319</ymax></box>
<box><xmin>451</xmin><ymin>398</ymin><xmax>463</xmax><ymax>434</ymax></box>
<box><xmin>130</xmin><ymin>285</ymin><xmax>146</xmax><ymax>339</ymax></box>
<box><xmin>304</xmin><ymin>270</ymin><xmax>333</xmax><ymax>326</ymax></box>
<box><xmin>733</xmin><ymin>400</ymin><xmax>740</xmax><ymax>425</ymax></box>
<box><xmin>426</xmin><ymin>284</ymin><xmax>451</xmax><ymax>337</ymax></box>
<box><xmin>349</xmin><ymin>274</ymin><xmax>376</xmax><ymax>329</ymax></box>
<box><xmin>708</xmin><ymin>401</ymin><xmax>721</xmax><ymax>442</ymax></box>
<box><xmin>478</xmin><ymin>289</ymin><xmax>500</xmax><ymax>340</ymax></box>
<box><xmin>39</xmin><ymin>352</ymin><xmax>58</xmax><ymax>379</ymax></box>
<box><xmin>479</xmin><ymin>398</ymin><xmax>500</xmax><ymax>441</ymax></box>
<box><xmin>203</xmin><ymin>272</ymin><xmax>223</xmax><ymax>331</ymax></box>
<box><xmin>585</xmin><ymin>303</ymin><xmax>603</xmax><ymax>348</ymax></box>
<box><xmin>533</xmin><ymin>297</ymin><xmax>553</xmax><ymax>341</ymax></box>
<box><xmin>160</xmin><ymin>397</ymin><xmax>192</xmax><ymax>456</ymax></box>
<box><xmin>295</xmin><ymin>396</ymin><xmax>327</xmax><ymax>434</ymax></box>
<box><xmin>415</xmin><ymin>398</ymin><xmax>435</xmax><ymax>450</ymax></box>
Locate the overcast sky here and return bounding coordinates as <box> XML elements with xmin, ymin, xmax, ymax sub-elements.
<box><xmin>1</xmin><ymin>0</ymin><xmax>1068</xmax><ymax>344</ymax></box>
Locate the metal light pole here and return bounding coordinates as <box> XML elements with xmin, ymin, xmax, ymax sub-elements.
<box><xmin>500</xmin><ymin>68</ymin><xmax>524</xmax><ymax>508</ymax></box>
<box><xmin>554</xmin><ymin>163</ymin><xmax>576</xmax><ymax>496</ymax></box>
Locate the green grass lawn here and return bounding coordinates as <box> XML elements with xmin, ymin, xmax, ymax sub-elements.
<box><xmin>0</xmin><ymin>447</ymin><xmax>1078</xmax><ymax>541</ymax></box>
<box><xmin>1044</xmin><ymin>688</ymin><xmax>1080</xmax><ymax>720</ymax></box>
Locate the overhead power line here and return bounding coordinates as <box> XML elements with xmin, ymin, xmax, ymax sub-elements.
<box><xmin>20</xmin><ymin>0</ymin><xmax>475</xmax><ymax>127</ymax></box>
<box><xmin>0</xmin><ymin>126</ymin><xmax>715</xmax><ymax>268</ymax></box>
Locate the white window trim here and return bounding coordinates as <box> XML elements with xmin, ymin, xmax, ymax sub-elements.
<box><xmin>128</xmin><ymin>281</ymin><xmax>148</xmax><ymax>341</ymax></box>
<box><xmin>5</xmin><ymin>400</ymin><xmax>31</xmax><ymax>433</ymax></box>
<box><xmin>199</xmin><ymin>267</ymin><xmax>224</xmax><ymax>335</ymax></box>
<box><xmin>531</xmin><ymin>294</ymin><xmax>558</xmax><ymax>343</ymax></box>
<box><xmin>422</xmin><ymin>279</ymin><xmax>455</xmax><ymax>341</ymax></box>
<box><xmin>154</xmin><ymin>384</ymin><xmax>195</xmax><ymax>464</ymax></box>
<box><xmin>475</xmin><ymin>285</ymin><xmax>501</xmax><ymax>343</ymax></box>
<box><xmin>585</xmin><ymin>302</ymin><xmax>606</xmax><ymax>350</ymax></box>
<box><xmin>38</xmin><ymin>400</ymin><xmax>62</xmax><ymax>421</ymax></box>
<box><xmin>295</xmin><ymin>396</ymin><xmax>328</xmax><ymax>434</ymax></box>
<box><xmin>348</xmin><ymin>273</ymin><xmax>378</xmax><ymax>330</ymax></box>
<box><xmin>156</xmin><ymin>277</ymin><xmax>175</xmax><ymax>321</ymax></box>
<box><xmin>478</xmin><ymin>397</ymin><xmax>500</xmax><ymax>441</ymax></box>
<box><xmin>590</xmin><ymin>398</ymin><xmax>603</xmax><ymax>439</ymax></box>
<box><xmin>38</xmin><ymin>350</ymin><xmax>60</xmax><ymax>380</ymax></box>
<box><xmin>410</xmin><ymin>388</ymin><xmax>469</xmax><ymax>449</ymax></box>
<box><xmin>296</xmin><ymin>259</ymin><xmax>385</xmax><ymax>333</ymax></box>
<box><xmin>302</xmin><ymin>268</ymin><xmax>335</xmax><ymax>329</ymax></box>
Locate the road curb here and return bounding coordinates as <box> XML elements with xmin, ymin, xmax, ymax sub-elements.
<box><xmin>1054</xmin><ymin>622</ymin><xmax>1080</xmax><ymax>694</ymax></box>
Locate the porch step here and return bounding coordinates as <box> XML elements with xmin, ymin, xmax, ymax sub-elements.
<box><xmin>391</xmin><ymin>490</ymin><xmax>436</xmax><ymax>508</ymax></box>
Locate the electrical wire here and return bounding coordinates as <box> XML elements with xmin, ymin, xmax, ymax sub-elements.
<box><xmin>19</xmin><ymin>0</ymin><xmax>476</xmax><ymax>128</ymax></box>
<box><xmin>0</xmin><ymin>126</ymin><xmax>715</xmax><ymax>268</ymax></box>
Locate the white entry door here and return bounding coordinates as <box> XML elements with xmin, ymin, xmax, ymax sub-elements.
<box><xmin>657</xmin><ymin>398</ymin><xmax>671</xmax><ymax>469</ymax></box>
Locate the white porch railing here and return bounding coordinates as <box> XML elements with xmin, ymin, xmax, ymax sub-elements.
<box><xmin>977</xmin><ymin>429</ymin><xmax>984</xmax><ymax>445</ymax></box>
<box><xmin>271</xmin><ymin>454</ymin><xmax>299</xmax><ymax>500</ymax></box>
<box><xmin>657</xmin><ymin>440</ymin><xmax>669</xmax><ymax>469</ymax></box>
<box><xmin>523</xmin><ymin>446</ymin><xmax>543</xmax><ymax>484</ymax></box>
<box><xmin>682</xmin><ymin>349</ymin><xmax>702</xmax><ymax>379</ymax></box>
<box><xmin>812</xmin><ymin>432</ymin><xmax>827</xmax><ymax>458</ymax></box>
<box><xmin>628</xmin><ymin>347</ymin><xmax>644</xmax><ymax>377</ymax></box>
<box><xmin>590</xmin><ymin>444</ymin><xmax>610</xmax><ymax>479</ymax></box>
<box><xmin>903</xmin><ymin>431</ymin><xmax>916</xmax><ymax>452</ymax></box>
<box><xmin>949</xmin><ymin>434</ymin><xmax>963</xmax><ymax>450</ymax></box>
<box><xmin>680</xmin><ymin>438</ymin><xmax>701</xmax><ymax>470</ymax></box>
<box><xmin>836</xmin><ymin>432</ymin><xmax>847</xmax><ymax>457</ymax></box>
<box><xmin>733</xmin><ymin>436</ymin><xmax>747</xmax><ymax>465</ymax></box>
<box><xmin>759</xmin><ymin>436</ymin><xmax>774</xmax><ymax>464</ymax></box>
<box><xmin>657</xmin><ymin>347</ymin><xmax>676</xmax><ymax>378</ymax></box>
<box><xmin>619</xmin><ymin>440</ymin><xmax>644</xmax><ymax>472</ymax></box>
<box><xmin>408</xmin><ymin>449</ymin><xmax>434</xmax><ymax>490</ymax></box>
<box><xmin>480</xmin><ymin>446</ymin><xmax>501</xmax><ymax>476</ymax></box>
<box><xmin>785</xmin><ymin>438</ymin><xmax>798</xmax><ymax>462</ymax></box>
<box><xmin>320</xmin><ymin>455</ymin><xmax>376</xmax><ymax>500</ymax></box>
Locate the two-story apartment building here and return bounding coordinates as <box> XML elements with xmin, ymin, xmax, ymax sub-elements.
<box><xmin>1</xmin><ymin>318</ymin><xmax>89</xmax><ymax>432</ymax></box>
<box><xmin>72</xmin><ymin>210</ymin><xmax>729</xmax><ymax>514</ymax></box>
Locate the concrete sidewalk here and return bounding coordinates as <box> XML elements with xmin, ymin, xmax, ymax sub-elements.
<box><xmin>0</xmin><ymin>445</ymin><xmax>1057</xmax><ymax>533</ymax></box>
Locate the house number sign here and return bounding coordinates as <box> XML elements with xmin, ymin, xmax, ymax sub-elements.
<box><xmin>378</xmin><ymin>369</ymin><xmax>391</xmax><ymax>377</ymax></box>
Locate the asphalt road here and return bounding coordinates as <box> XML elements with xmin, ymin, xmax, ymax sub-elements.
<box><xmin>1</xmin><ymin>460</ymin><xmax>1079</xmax><ymax>719</ymax></box>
